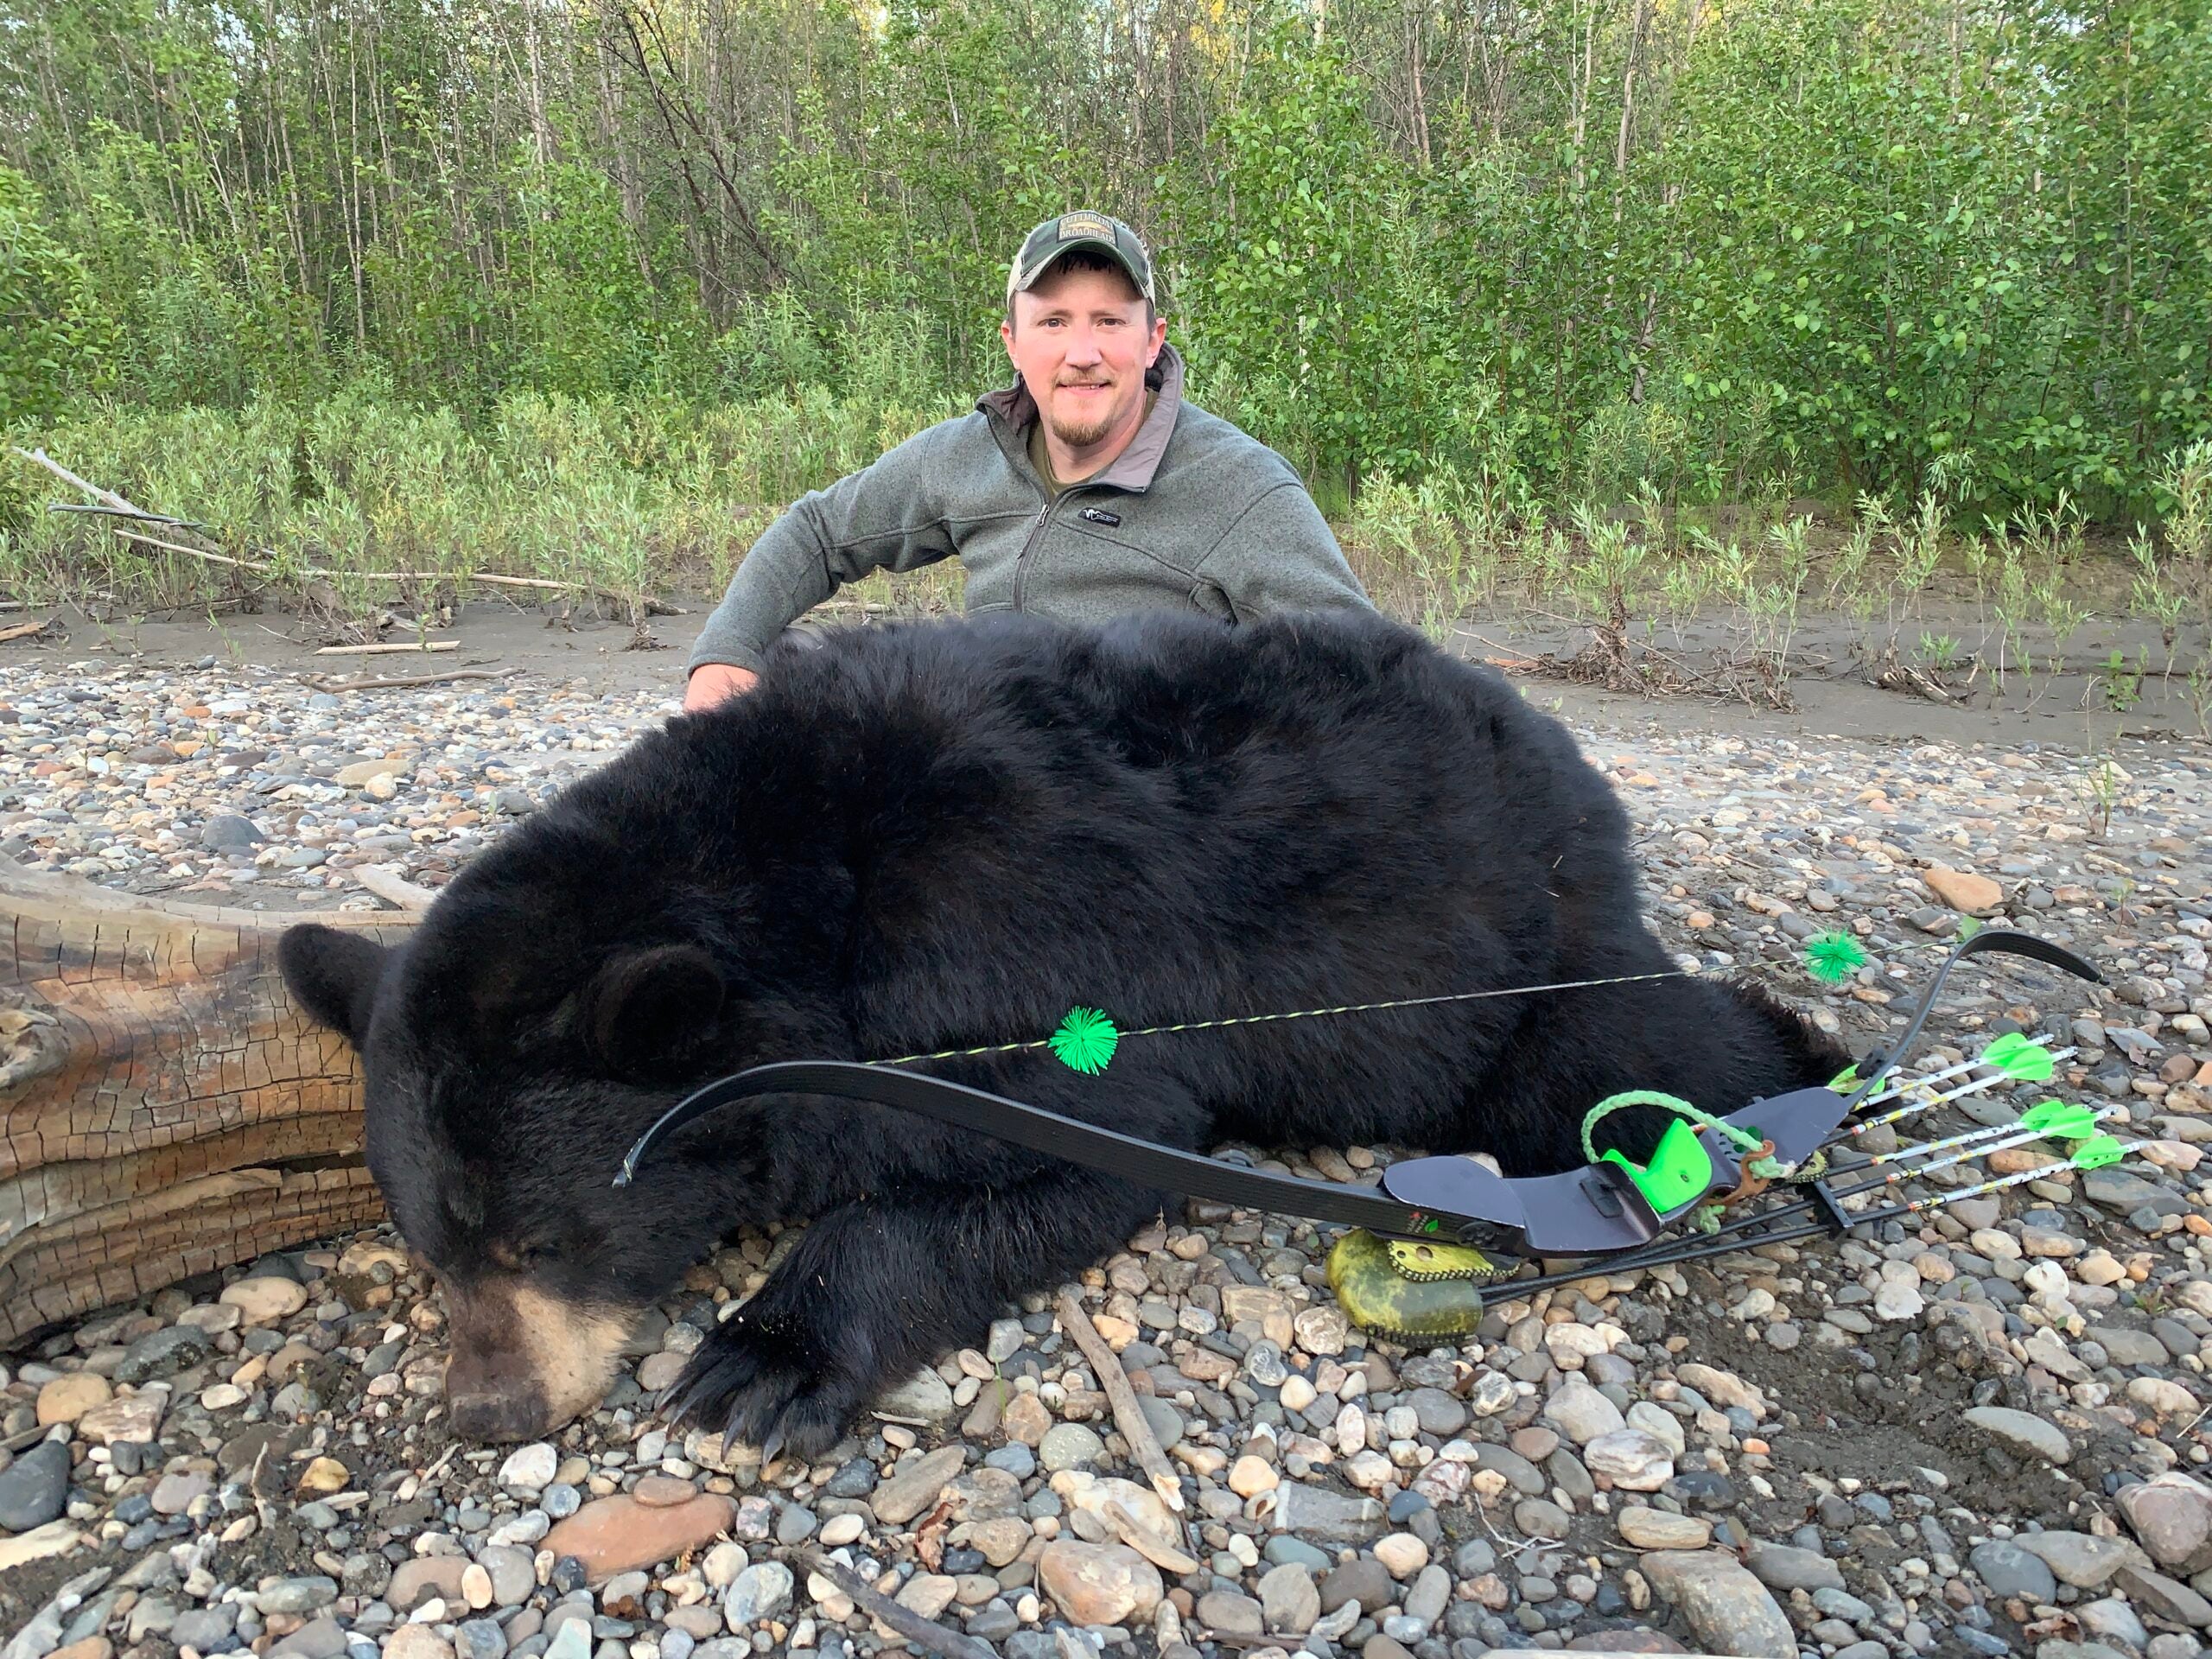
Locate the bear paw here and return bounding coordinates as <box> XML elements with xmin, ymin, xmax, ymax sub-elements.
<box><xmin>663</xmin><ymin>1312</ymin><xmax>862</xmax><ymax>1465</ymax></box>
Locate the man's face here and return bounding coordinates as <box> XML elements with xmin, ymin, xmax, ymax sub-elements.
<box><xmin>1001</xmin><ymin>263</ymin><xmax>1168</xmax><ymax>456</ymax></box>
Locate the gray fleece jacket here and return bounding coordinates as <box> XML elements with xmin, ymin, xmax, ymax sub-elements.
<box><xmin>687</xmin><ymin>344</ymin><xmax>1372</xmax><ymax>673</ymax></box>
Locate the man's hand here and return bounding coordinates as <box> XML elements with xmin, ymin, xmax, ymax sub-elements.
<box><xmin>684</xmin><ymin>663</ymin><xmax>760</xmax><ymax>711</ymax></box>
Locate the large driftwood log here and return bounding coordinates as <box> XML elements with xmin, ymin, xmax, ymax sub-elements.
<box><xmin>0</xmin><ymin>865</ymin><xmax>413</xmax><ymax>1346</ymax></box>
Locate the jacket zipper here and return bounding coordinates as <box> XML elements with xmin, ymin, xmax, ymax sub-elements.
<box><xmin>1013</xmin><ymin>491</ymin><xmax>1055</xmax><ymax>612</ymax></box>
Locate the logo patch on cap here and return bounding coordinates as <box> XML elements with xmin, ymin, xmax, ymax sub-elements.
<box><xmin>1057</xmin><ymin>212</ymin><xmax>1116</xmax><ymax>242</ymax></box>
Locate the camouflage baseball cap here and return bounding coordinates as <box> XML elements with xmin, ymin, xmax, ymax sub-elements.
<box><xmin>1007</xmin><ymin>211</ymin><xmax>1156</xmax><ymax>305</ymax></box>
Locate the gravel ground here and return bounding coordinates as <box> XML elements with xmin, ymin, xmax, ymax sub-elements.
<box><xmin>5</xmin><ymin>652</ymin><xmax>2212</xmax><ymax>1659</ymax></box>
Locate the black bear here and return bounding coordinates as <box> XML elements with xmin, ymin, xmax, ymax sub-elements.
<box><xmin>279</xmin><ymin>609</ymin><xmax>1845</xmax><ymax>1453</ymax></box>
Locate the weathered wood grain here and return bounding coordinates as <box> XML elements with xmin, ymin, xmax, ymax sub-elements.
<box><xmin>0</xmin><ymin>865</ymin><xmax>413</xmax><ymax>1344</ymax></box>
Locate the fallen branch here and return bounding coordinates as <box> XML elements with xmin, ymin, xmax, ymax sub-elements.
<box><xmin>13</xmin><ymin>445</ymin><xmax>145</xmax><ymax>515</ymax></box>
<box><xmin>799</xmin><ymin>1554</ymin><xmax>998</xmax><ymax>1659</ymax></box>
<box><xmin>306</xmin><ymin>667</ymin><xmax>512</xmax><ymax>693</ymax></box>
<box><xmin>0</xmin><ymin>619</ymin><xmax>53</xmax><ymax>644</ymax></box>
<box><xmin>315</xmin><ymin>641</ymin><xmax>459</xmax><ymax>656</ymax></box>
<box><xmin>48</xmin><ymin>502</ymin><xmax>206</xmax><ymax>531</ymax></box>
<box><xmin>111</xmin><ymin>529</ymin><xmax>664</xmax><ymax>607</ymax></box>
<box><xmin>112</xmin><ymin>528</ymin><xmax>254</xmax><ymax>567</ymax></box>
<box><xmin>352</xmin><ymin>865</ymin><xmax>438</xmax><ymax>913</ymax></box>
<box><xmin>1054</xmin><ymin>1287</ymin><xmax>1185</xmax><ymax>1516</ymax></box>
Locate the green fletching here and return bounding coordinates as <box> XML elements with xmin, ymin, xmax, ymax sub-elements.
<box><xmin>1804</xmin><ymin>931</ymin><xmax>1870</xmax><ymax>983</ymax></box>
<box><xmin>1050</xmin><ymin>1007</ymin><xmax>1119</xmax><ymax>1076</ymax></box>
<box><xmin>1827</xmin><ymin>1064</ymin><xmax>1862</xmax><ymax>1092</ymax></box>
<box><xmin>2019</xmin><ymin>1099</ymin><xmax>2099</xmax><ymax>1140</ymax></box>
<box><xmin>1980</xmin><ymin>1032</ymin><xmax>2056</xmax><ymax>1081</ymax></box>
<box><xmin>2070</xmin><ymin>1134</ymin><xmax>2125</xmax><ymax>1170</ymax></box>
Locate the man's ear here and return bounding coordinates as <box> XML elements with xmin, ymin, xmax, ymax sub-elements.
<box><xmin>584</xmin><ymin>944</ymin><xmax>727</xmax><ymax>1074</ymax></box>
<box><xmin>279</xmin><ymin>925</ymin><xmax>392</xmax><ymax>1050</ymax></box>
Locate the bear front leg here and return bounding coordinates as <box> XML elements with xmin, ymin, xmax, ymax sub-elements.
<box><xmin>667</xmin><ymin>1166</ymin><xmax>1160</xmax><ymax>1463</ymax></box>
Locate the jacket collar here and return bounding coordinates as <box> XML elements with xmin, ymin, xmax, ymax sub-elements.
<box><xmin>978</xmin><ymin>341</ymin><xmax>1185</xmax><ymax>493</ymax></box>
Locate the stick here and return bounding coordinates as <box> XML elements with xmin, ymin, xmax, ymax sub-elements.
<box><xmin>12</xmin><ymin>446</ymin><xmax>144</xmax><ymax>515</ymax></box>
<box><xmin>307</xmin><ymin>668</ymin><xmax>511</xmax><ymax>693</ymax></box>
<box><xmin>0</xmin><ymin>620</ymin><xmax>52</xmax><ymax>644</ymax></box>
<box><xmin>1054</xmin><ymin>1288</ymin><xmax>1185</xmax><ymax>1515</ymax></box>
<box><xmin>113</xmin><ymin>529</ymin><xmax>253</xmax><ymax>567</ymax></box>
<box><xmin>111</xmin><ymin>529</ymin><xmax>644</xmax><ymax>601</ymax></box>
<box><xmin>315</xmin><ymin>641</ymin><xmax>459</xmax><ymax>656</ymax></box>
<box><xmin>352</xmin><ymin>866</ymin><xmax>437</xmax><ymax>913</ymax></box>
<box><xmin>48</xmin><ymin>502</ymin><xmax>206</xmax><ymax>531</ymax></box>
<box><xmin>799</xmin><ymin>1554</ymin><xmax>999</xmax><ymax>1659</ymax></box>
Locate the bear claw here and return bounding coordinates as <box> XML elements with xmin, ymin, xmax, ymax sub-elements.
<box><xmin>666</xmin><ymin>1319</ymin><xmax>858</xmax><ymax>1465</ymax></box>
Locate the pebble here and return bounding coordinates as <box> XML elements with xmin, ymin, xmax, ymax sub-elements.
<box><xmin>721</xmin><ymin>1561</ymin><xmax>794</xmax><ymax>1624</ymax></box>
<box><xmin>870</xmin><ymin>1444</ymin><xmax>966</xmax><ymax>1525</ymax></box>
<box><xmin>1971</xmin><ymin>1540</ymin><xmax>2059</xmax><ymax>1602</ymax></box>
<box><xmin>1618</xmin><ymin>1509</ymin><xmax>1713</xmax><ymax>1550</ymax></box>
<box><xmin>1637</xmin><ymin>1550</ymin><xmax>1796</xmax><ymax>1658</ymax></box>
<box><xmin>1961</xmin><ymin>1405</ymin><xmax>2074</xmax><ymax>1465</ymax></box>
<box><xmin>219</xmin><ymin>1276</ymin><xmax>309</xmax><ymax>1324</ymax></box>
<box><xmin>1258</xmin><ymin>1562</ymin><xmax>1321</xmax><ymax>1633</ymax></box>
<box><xmin>1039</xmin><ymin>1423</ymin><xmax>1106</xmax><ymax>1472</ymax></box>
<box><xmin>0</xmin><ymin>1439</ymin><xmax>72</xmax><ymax>1531</ymax></box>
<box><xmin>537</xmin><ymin>1491</ymin><xmax>738</xmax><ymax>1581</ymax></box>
<box><xmin>497</xmin><ymin>1442</ymin><xmax>558</xmax><ymax>1491</ymax></box>
<box><xmin>1583</xmin><ymin>1429</ymin><xmax>1674</xmax><ymax>1491</ymax></box>
<box><xmin>1373</xmin><ymin>1533</ymin><xmax>1429</xmax><ymax>1577</ymax></box>
<box><xmin>2120</xmin><ymin>1473</ymin><xmax>2212</xmax><ymax>1573</ymax></box>
<box><xmin>1542</xmin><ymin>1374</ymin><xmax>1626</xmax><ymax>1444</ymax></box>
<box><xmin>1036</xmin><ymin>1541</ymin><xmax>1162</xmax><ymax>1626</ymax></box>
<box><xmin>10</xmin><ymin>661</ymin><xmax>2212</xmax><ymax>1659</ymax></box>
<box><xmin>35</xmin><ymin>1373</ymin><xmax>111</xmax><ymax>1426</ymax></box>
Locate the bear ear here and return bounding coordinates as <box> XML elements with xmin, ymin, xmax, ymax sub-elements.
<box><xmin>584</xmin><ymin>944</ymin><xmax>727</xmax><ymax>1073</ymax></box>
<box><xmin>279</xmin><ymin>924</ymin><xmax>392</xmax><ymax>1050</ymax></box>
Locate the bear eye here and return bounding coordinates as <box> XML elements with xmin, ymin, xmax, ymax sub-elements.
<box><xmin>516</xmin><ymin>1240</ymin><xmax>563</xmax><ymax>1268</ymax></box>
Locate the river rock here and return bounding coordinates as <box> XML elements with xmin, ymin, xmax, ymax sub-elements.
<box><xmin>1637</xmin><ymin>1550</ymin><xmax>1796</xmax><ymax>1658</ymax></box>
<box><xmin>1618</xmin><ymin>1509</ymin><xmax>1712</xmax><ymax>1550</ymax></box>
<box><xmin>219</xmin><ymin>1276</ymin><xmax>308</xmax><ymax>1325</ymax></box>
<box><xmin>540</xmin><ymin>1491</ymin><xmax>738</xmax><ymax>1581</ymax></box>
<box><xmin>1962</xmin><ymin>1406</ymin><xmax>2072</xmax><ymax>1465</ymax></box>
<box><xmin>0</xmin><ymin>1440</ymin><xmax>72</xmax><ymax>1531</ymax></box>
<box><xmin>870</xmin><ymin>1445</ymin><xmax>966</xmax><ymax>1526</ymax></box>
<box><xmin>35</xmin><ymin>1374</ymin><xmax>111</xmax><ymax>1427</ymax></box>
<box><xmin>2018</xmin><ymin>1530</ymin><xmax>2144</xmax><ymax>1589</ymax></box>
<box><xmin>1583</xmin><ymin>1430</ymin><xmax>1674</xmax><ymax>1491</ymax></box>
<box><xmin>1272</xmin><ymin>1484</ymin><xmax>1386</xmax><ymax>1542</ymax></box>
<box><xmin>2120</xmin><ymin>1474</ymin><xmax>2212</xmax><ymax>1573</ymax></box>
<box><xmin>1970</xmin><ymin>1541</ymin><xmax>2057</xmax><ymax>1602</ymax></box>
<box><xmin>1542</xmin><ymin>1374</ymin><xmax>1625</xmax><ymax>1444</ymax></box>
<box><xmin>1037</xmin><ymin>1541</ymin><xmax>1162</xmax><ymax>1626</ymax></box>
<box><xmin>1259</xmin><ymin>1563</ymin><xmax>1320</xmax><ymax>1633</ymax></box>
<box><xmin>722</xmin><ymin>1562</ymin><xmax>794</xmax><ymax>1624</ymax></box>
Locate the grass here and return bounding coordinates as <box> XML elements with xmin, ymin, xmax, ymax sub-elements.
<box><xmin>6</xmin><ymin>392</ymin><xmax>2210</xmax><ymax>728</ymax></box>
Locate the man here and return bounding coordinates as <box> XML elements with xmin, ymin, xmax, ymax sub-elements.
<box><xmin>683</xmin><ymin>210</ymin><xmax>1372</xmax><ymax>709</ymax></box>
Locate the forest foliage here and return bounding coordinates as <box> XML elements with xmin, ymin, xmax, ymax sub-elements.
<box><xmin>3</xmin><ymin>0</ymin><xmax>2209</xmax><ymax>529</ymax></box>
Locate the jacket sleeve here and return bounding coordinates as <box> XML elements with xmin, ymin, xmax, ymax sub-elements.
<box><xmin>688</xmin><ymin>429</ymin><xmax>962</xmax><ymax>674</ymax></box>
<box><xmin>1193</xmin><ymin>480</ymin><xmax>1373</xmax><ymax>622</ymax></box>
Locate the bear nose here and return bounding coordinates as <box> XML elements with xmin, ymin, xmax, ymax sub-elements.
<box><xmin>447</xmin><ymin>1386</ymin><xmax>553</xmax><ymax>1444</ymax></box>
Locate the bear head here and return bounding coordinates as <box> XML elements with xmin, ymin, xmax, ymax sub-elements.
<box><xmin>279</xmin><ymin>776</ymin><xmax>849</xmax><ymax>1442</ymax></box>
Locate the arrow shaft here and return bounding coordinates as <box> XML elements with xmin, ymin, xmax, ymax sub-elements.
<box><xmin>1853</xmin><ymin>1044</ymin><xmax>2074</xmax><ymax>1113</ymax></box>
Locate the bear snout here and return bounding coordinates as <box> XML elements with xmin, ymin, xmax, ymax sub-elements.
<box><xmin>439</xmin><ymin>1280</ymin><xmax>641</xmax><ymax>1442</ymax></box>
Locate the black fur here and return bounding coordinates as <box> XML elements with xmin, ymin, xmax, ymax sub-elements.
<box><xmin>282</xmin><ymin>608</ymin><xmax>1846</xmax><ymax>1454</ymax></box>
